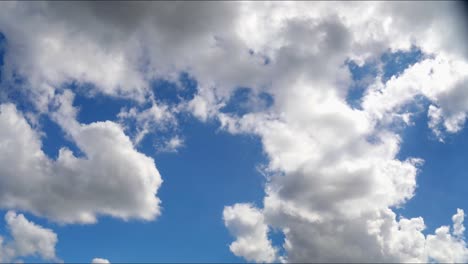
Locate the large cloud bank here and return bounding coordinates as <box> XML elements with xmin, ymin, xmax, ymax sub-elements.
<box><xmin>0</xmin><ymin>1</ymin><xmax>468</xmax><ymax>262</ymax></box>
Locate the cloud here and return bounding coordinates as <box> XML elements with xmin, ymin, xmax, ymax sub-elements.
<box><xmin>91</xmin><ymin>258</ymin><xmax>110</xmax><ymax>264</ymax></box>
<box><xmin>219</xmin><ymin>95</ymin><xmax>425</xmax><ymax>261</ymax></box>
<box><xmin>118</xmin><ymin>99</ymin><xmax>177</xmax><ymax>145</ymax></box>
<box><xmin>155</xmin><ymin>136</ymin><xmax>184</xmax><ymax>153</ymax></box>
<box><xmin>223</xmin><ymin>203</ymin><xmax>277</xmax><ymax>263</ymax></box>
<box><xmin>1</xmin><ymin>1</ymin><xmax>468</xmax><ymax>262</ymax></box>
<box><xmin>0</xmin><ymin>211</ymin><xmax>58</xmax><ymax>262</ymax></box>
<box><xmin>0</xmin><ymin>95</ymin><xmax>162</xmax><ymax>224</ymax></box>
<box><xmin>216</xmin><ymin>2</ymin><xmax>468</xmax><ymax>262</ymax></box>
<box><xmin>0</xmin><ymin>1</ymin><xmax>243</xmax><ymax>111</ymax></box>
<box><xmin>453</xmin><ymin>209</ymin><xmax>466</xmax><ymax>238</ymax></box>
<box><xmin>426</xmin><ymin>209</ymin><xmax>468</xmax><ymax>263</ymax></box>
<box><xmin>362</xmin><ymin>55</ymin><xmax>468</xmax><ymax>139</ymax></box>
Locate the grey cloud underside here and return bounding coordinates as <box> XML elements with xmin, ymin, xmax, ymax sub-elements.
<box><xmin>1</xmin><ymin>1</ymin><xmax>468</xmax><ymax>263</ymax></box>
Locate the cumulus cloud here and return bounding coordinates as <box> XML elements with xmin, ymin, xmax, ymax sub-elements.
<box><xmin>91</xmin><ymin>258</ymin><xmax>110</xmax><ymax>264</ymax></box>
<box><xmin>0</xmin><ymin>211</ymin><xmax>58</xmax><ymax>262</ymax></box>
<box><xmin>362</xmin><ymin>55</ymin><xmax>468</xmax><ymax>139</ymax></box>
<box><xmin>0</xmin><ymin>95</ymin><xmax>162</xmax><ymax>224</ymax></box>
<box><xmin>426</xmin><ymin>209</ymin><xmax>468</xmax><ymax>263</ymax></box>
<box><xmin>217</xmin><ymin>2</ymin><xmax>468</xmax><ymax>262</ymax></box>
<box><xmin>453</xmin><ymin>208</ymin><xmax>466</xmax><ymax>238</ymax></box>
<box><xmin>1</xmin><ymin>1</ymin><xmax>468</xmax><ymax>263</ymax></box>
<box><xmin>223</xmin><ymin>203</ymin><xmax>277</xmax><ymax>263</ymax></box>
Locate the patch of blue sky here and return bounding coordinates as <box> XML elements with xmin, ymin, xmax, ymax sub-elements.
<box><xmin>269</xmin><ymin>228</ymin><xmax>287</xmax><ymax>258</ymax></box>
<box><xmin>152</xmin><ymin>72</ymin><xmax>197</xmax><ymax>105</ymax></box>
<box><xmin>221</xmin><ymin>87</ymin><xmax>274</xmax><ymax>117</ymax></box>
<box><xmin>395</xmin><ymin>108</ymin><xmax>468</xmax><ymax>234</ymax></box>
<box><xmin>39</xmin><ymin>114</ymin><xmax>84</xmax><ymax>159</ymax></box>
<box><xmin>73</xmin><ymin>89</ymin><xmax>131</xmax><ymax>124</ymax></box>
<box><xmin>0</xmin><ymin>74</ymin><xmax>31</xmax><ymax>116</ymax></box>
<box><xmin>345</xmin><ymin>59</ymin><xmax>379</xmax><ymax>109</ymax></box>
<box><xmin>381</xmin><ymin>46</ymin><xmax>424</xmax><ymax>83</ymax></box>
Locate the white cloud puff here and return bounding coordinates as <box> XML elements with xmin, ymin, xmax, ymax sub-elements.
<box><xmin>223</xmin><ymin>203</ymin><xmax>277</xmax><ymax>263</ymax></box>
<box><xmin>0</xmin><ymin>211</ymin><xmax>58</xmax><ymax>262</ymax></box>
<box><xmin>0</xmin><ymin>99</ymin><xmax>162</xmax><ymax>224</ymax></box>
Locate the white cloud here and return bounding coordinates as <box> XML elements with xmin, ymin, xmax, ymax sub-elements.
<box><xmin>91</xmin><ymin>258</ymin><xmax>110</xmax><ymax>264</ymax></box>
<box><xmin>156</xmin><ymin>136</ymin><xmax>184</xmax><ymax>153</ymax></box>
<box><xmin>118</xmin><ymin>99</ymin><xmax>177</xmax><ymax>145</ymax></box>
<box><xmin>1</xmin><ymin>1</ymin><xmax>468</xmax><ymax>262</ymax></box>
<box><xmin>362</xmin><ymin>55</ymin><xmax>468</xmax><ymax>138</ymax></box>
<box><xmin>0</xmin><ymin>211</ymin><xmax>58</xmax><ymax>262</ymax></box>
<box><xmin>218</xmin><ymin>2</ymin><xmax>468</xmax><ymax>263</ymax></box>
<box><xmin>0</xmin><ymin>97</ymin><xmax>162</xmax><ymax>224</ymax></box>
<box><xmin>453</xmin><ymin>209</ymin><xmax>466</xmax><ymax>239</ymax></box>
<box><xmin>223</xmin><ymin>203</ymin><xmax>277</xmax><ymax>263</ymax></box>
<box><xmin>0</xmin><ymin>1</ymin><xmax>245</xmax><ymax>112</ymax></box>
<box><xmin>426</xmin><ymin>209</ymin><xmax>468</xmax><ymax>263</ymax></box>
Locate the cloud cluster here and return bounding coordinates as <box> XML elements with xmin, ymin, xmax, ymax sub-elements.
<box><xmin>216</xmin><ymin>2</ymin><xmax>468</xmax><ymax>262</ymax></box>
<box><xmin>223</xmin><ymin>203</ymin><xmax>277</xmax><ymax>263</ymax></box>
<box><xmin>362</xmin><ymin>55</ymin><xmax>468</xmax><ymax>140</ymax></box>
<box><xmin>0</xmin><ymin>1</ymin><xmax>468</xmax><ymax>263</ymax></box>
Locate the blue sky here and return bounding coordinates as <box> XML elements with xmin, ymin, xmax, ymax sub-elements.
<box><xmin>0</xmin><ymin>2</ymin><xmax>468</xmax><ymax>263</ymax></box>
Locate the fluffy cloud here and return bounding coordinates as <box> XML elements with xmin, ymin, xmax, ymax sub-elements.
<box><xmin>219</xmin><ymin>2</ymin><xmax>468</xmax><ymax>263</ymax></box>
<box><xmin>0</xmin><ymin>1</ymin><xmax>245</xmax><ymax>111</ymax></box>
<box><xmin>362</xmin><ymin>55</ymin><xmax>468</xmax><ymax>139</ymax></box>
<box><xmin>1</xmin><ymin>1</ymin><xmax>468</xmax><ymax>263</ymax></box>
<box><xmin>223</xmin><ymin>203</ymin><xmax>277</xmax><ymax>263</ymax></box>
<box><xmin>220</xmin><ymin>95</ymin><xmax>424</xmax><ymax>262</ymax></box>
<box><xmin>0</xmin><ymin>95</ymin><xmax>162</xmax><ymax>224</ymax></box>
<box><xmin>426</xmin><ymin>209</ymin><xmax>468</xmax><ymax>263</ymax></box>
<box><xmin>0</xmin><ymin>211</ymin><xmax>58</xmax><ymax>262</ymax></box>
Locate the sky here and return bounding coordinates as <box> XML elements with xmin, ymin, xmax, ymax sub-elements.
<box><xmin>0</xmin><ymin>1</ymin><xmax>468</xmax><ymax>263</ymax></box>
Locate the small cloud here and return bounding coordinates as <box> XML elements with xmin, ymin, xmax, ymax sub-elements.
<box><xmin>156</xmin><ymin>135</ymin><xmax>184</xmax><ymax>153</ymax></box>
<box><xmin>1</xmin><ymin>211</ymin><xmax>59</xmax><ymax>262</ymax></box>
<box><xmin>91</xmin><ymin>258</ymin><xmax>110</xmax><ymax>264</ymax></box>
